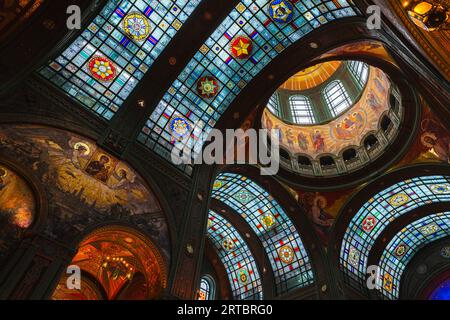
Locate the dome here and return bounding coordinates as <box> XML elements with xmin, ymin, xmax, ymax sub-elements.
<box><xmin>263</xmin><ymin>60</ymin><xmax>404</xmax><ymax>178</ymax></box>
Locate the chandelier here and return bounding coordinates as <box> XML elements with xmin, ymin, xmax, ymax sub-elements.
<box><xmin>403</xmin><ymin>1</ymin><xmax>450</xmax><ymax>31</ymax></box>
<box><xmin>100</xmin><ymin>256</ymin><xmax>134</xmax><ymax>281</ymax></box>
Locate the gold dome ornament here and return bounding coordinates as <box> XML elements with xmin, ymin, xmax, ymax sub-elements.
<box><xmin>404</xmin><ymin>1</ymin><xmax>450</xmax><ymax>31</ymax></box>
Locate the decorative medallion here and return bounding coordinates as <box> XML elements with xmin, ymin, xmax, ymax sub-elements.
<box><xmin>213</xmin><ymin>180</ymin><xmax>223</xmax><ymax>190</ymax></box>
<box><xmin>233</xmin><ymin>189</ymin><xmax>255</xmax><ymax>205</ymax></box>
<box><xmin>389</xmin><ymin>193</ymin><xmax>410</xmax><ymax>207</ymax></box>
<box><xmin>268</xmin><ymin>0</ymin><xmax>294</xmax><ymax>23</ymax></box>
<box><xmin>394</xmin><ymin>243</ymin><xmax>408</xmax><ymax>258</ymax></box>
<box><xmin>261</xmin><ymin>212</ymin><xmax>277</xmax><ymax>231</ymax></box>
<box><xmin>170</xmin><ymin>117</ymin><xmax>191</xmax><ymax>140</ymax></box>
<box><xmin>230</xmin><ymin>36</ymin><xmax>253</xmax><ymax>60</ymax></box>
<box><xmin>197</xmin><ymin>76</ymin><xmax>219</xmax><ymax>99</ymax></box>
<box><xmin>383</xmin><ymin>273</ymin><xmax>393</xmax><ymax>293</ymax></box>
<box><xmin>362</xmin><ymin>215</ymin><xmax>377</xmax><ymax>233</ymax></box>
<box><xmin>430</xmin><ymin>184</ymin><xmax>450</xmax><ymax>194</ymax></box>
<box><xmin>348</xmin><ymin>246</ymin><xmax>360</xmax><ymax>268</ymax></box>
<box><xmin>238</xmin><ymin>268</ymin><xmax>250</xmax><ymax>285</ymax></box>
<box><xmin>122</xmin><ymin>12</ymin><xmax>151</xmax><ymax>41</ymax></box>
<box><xmin>419</xmin><ymin>222</ymin><xmax>440</xmax><ymax>236</ymax></box>
<box><xmin>88</xmin><ymin>56</ymin><xmax>117</xmax><ymax>82</ymax></box>
<box><xmin>222</xmin><ymin>236</ymin><xmax>235</xmax><ymax>252</ymax></box>
<box><xmin>440</xmin><ymin>246</ymin><xmax>450</xmax><ymax>259</ymax></box>
<box><xmin>278</xmin><ymin>245</ymin><xmax>295</xmax><ymax>264</ymax></box>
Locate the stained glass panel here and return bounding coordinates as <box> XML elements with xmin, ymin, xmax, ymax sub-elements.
<box><xmin>207</xmin><ymin>210</ymin><xmax>263</xmax><ymax>300</ymax></box>
<box><xmin>212</xmin><ymin>172</ymin><xmax>314</xmax><ymax>295</ymax></box>
<box><xmin>137</xmin><ymin>0</ymin><xmax>359</xmax><ymax>171</ymax></box>
<box><xmin>340</xmin><ymin>175</ymin><xmax>450</xmax><ymax>293</ymax></box>
<box><xmin>39</xmin><ymin>0</ymin><xmax>202</xmax><ymax>119</ymax></box>
<box><xmin>379</xmin><ymin>212</ymin><xmax>450</xmax><ymax>299</ymax></box>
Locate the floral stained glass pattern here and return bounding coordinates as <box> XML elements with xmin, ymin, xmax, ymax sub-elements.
<box><xmin>212</xmin><ymin>172</ymin><xmax>314</xmax><ymax>295</ymax></box>
<box><xmin>137</xmin><ymin>0</ymin><xmax>359</xmax><ymax>173</ymax></box>
<box><xmin>39</xmin><ymin>0</ymin><xmax>201</xmax><ymax>120</ymax></box>
<box><xmin>340</xmin><ymin>176</ymin><xmax>450</xmax><ymax>293</ymax></box>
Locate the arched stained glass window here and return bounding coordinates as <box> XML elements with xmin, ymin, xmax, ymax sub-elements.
<box><xmin>289</xmin><ymin>95</ymin><xmax>314</xmax><ymax>124</ymax></box>
<box><xmin>212</xmin><ymin>173</ymin><xmax>314</xmax><ymax>295</ymax></box>
<box><xmin>39</xmin><ymin>0</ymin><xmax>202</xmax><ymax>120</ymax></box>
<box><xmin>207</xmin><ymin>210</ymin><xmax>263</xmax><ymax>300</ymax></box>
<box><xmin>348</xmin><ymin>61</ymin><xmax>369</xmax><ymax>89</ymax></box>
<box><xmin>198</xmin><ymin>275</ymin><xmax>215</xmax><ymax>300</ymax></box>
<box><xmin>340</xmin><ymin>176</ymin><xmax>450</xmax><ymax>292</ymax></box>
<box><xmin>324</xmin><ymin>80</ymin><xmax>352</xmax><ymax>117</ymax></box>
<box><xmin>378</xmin><ymin>212</ymin><xmax>450</xmax><ymax>300</ymax></box>
<box><xmin>267</xmin><ymin>93</ymin><xmax>280</xmax><ymax>117</ymax></box>
<box><xmin>137</xmin><ymin>1</ymin><xmax>359</xmax><ymax>172</ymax></box>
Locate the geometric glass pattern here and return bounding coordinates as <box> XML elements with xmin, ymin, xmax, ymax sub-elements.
<box><xmin>207</xmin><ymin>210</ymin><xmax>263</xmax><ymax>300</ymax></box>
<box><xmin>340</xmin><ymin>175</ymin><xmax>450</xmax><ymax>293</ymax></box>
<box><xmin>212</xmin><ymin>172</ymin><xmax>314</xmax><ymax>295</ymax></box>
<box><xmin>39</xmin><ymin>0</ymin><xmax>202</xmax><ymax>120</ymax></box>
<box><xmin>267</xmin><ymin>92</ymin><xmax>280</xmax><ymax>117</ymax></box>
<box><xmin>324</xmin><ymin>80</ymin><xmax>351</xmax><ymax>117</ymax></box>
<box><xmin>289</xmin><ymin>95</ymin><xmax>315</xmax><ymax>124</ymax></box>
<box><xmin>198</xmin><ymin>275</ymin><xmax>214</xmax><ymax>300</ymax></box>
<box><xmin>138</xmin><ymin>0</ymin><xmax>359</xmax><ymax>172</ymax></box>
<box><xmin>348</xmin><ymin>60</ymin><xmax>369</xmax><ymax>89</ymax></box>
<box><xmin>378</xmin><ymin>212</ymin><xmax>450</xmax><ymax>300</ymax></box>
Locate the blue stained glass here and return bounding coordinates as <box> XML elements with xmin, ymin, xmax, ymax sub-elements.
<box><xmin>429</xmin><ymin>278</ymin><xmax>450</xmax><ymax>300</ymax></box>
<box><xmin>207</xmin><ymin>210</ymin><xmax>263</xmax><ymax>300</ymax></box>
<box><xmin>211</xmin><ymin>172</ymin><xmax>314</xmax><ymax>295</ymax></box>
<box><xmin>379</xmin><ymin>212</ymin><xmax>450</xmax><ymax>300</ymax></box>
<box><xmin>340</xmin><ymin>175</ymin><xmax>450</xmax><ymax>293</ymax></box>
<box><xmin>39</xmin><ymin>0</ymin><xmax>202</xmax><ymax>120</ymax></box>
<box><xmin>137</xmin><ymin>0</ymin><xmax>359</xmax><ymax>172</ymax></box>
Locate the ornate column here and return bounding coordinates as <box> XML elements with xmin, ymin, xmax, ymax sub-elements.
<box><xmin>167</xmin><ymin>165</ymin><xmax>216</xmax><ymax>299</ymax></box>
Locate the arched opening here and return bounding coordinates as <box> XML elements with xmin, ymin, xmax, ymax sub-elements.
<box><xmin>280</xmin><ymin>149</ymin><xmax>290</xmax><ymax>161</ymax></box>
<box><xmin>364</xmin><ymin>134</ymin><xmax>378</xmax><ymax>150</ymax></box>
<box><xmin>343</xmin><ymin>149</ymin><xmax>357</xmax><ymax>162</ymax></box>
<box><xmin>381</xmin><ymin>115</ymin><xmax>392</xmax><ymax>132</ymax></box>
<box><xmin>320</xmin><ymin>156</ymin><xmax>335</xmax><ymax>167</ymax></box>
<box><xmin>52</xmin><ymin>226</ymin><xmax>167</xmax><ymax>300</ymax></box>
<box><xmin>298</xmin><ymin>156</ymin><xmax>312</xmax><ymax>166</ymax></box>
<box><xmin>198</xmin><ymin>275</ymin><xmax>215</xmax><ymax>300</ymax></box>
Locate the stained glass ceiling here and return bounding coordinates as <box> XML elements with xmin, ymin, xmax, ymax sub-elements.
<box><xmin>340</xmin><ymin>175</ymin><xmax>450</xmax><ymax>293</ymax></box>
<box><xmin>212</xmin><ymin>172</ymin><xmax>314</xmax><ymax>295</ymax></box>
<box><xmin>378</xmin><ymin>212</ymin><xmax>450</xmax><ymax>300</ymax></box>
<box><xmin>207</xmin><ymin>210</ymin><xmax>263</xmax><ymax>300</ymax></box>
<box><xmin>137</xmin><ymin>0</ymin><xmax>359</xmax><ymax>173</ymax></box>
<box><xmin>39</xmin><ymin>0</ymin><xmax>202</xmax><ymax>120</ymax></box>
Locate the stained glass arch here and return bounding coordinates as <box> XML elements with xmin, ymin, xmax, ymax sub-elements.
<box><xmin>207</xmin><ymin>210</ymin><xmax>263</xmax><ymax>300</ymax></box>
<box><xmin>138</xmin><ymin>1</ymin><xmax>360</xmax><ymax>172</ymax></box>
<box><xmin>198</xmin><ymin>275</ymin><xmax>215</xmax><ymax>300</ymax></box>
<box><xmin>339</xmin><ymin>174</ymin><xmax>450</xmax><ymax>293</ymax></box>
<box><xmin>211</xmin><ymin>172</ymin><xmax>314</xmax><ymax>295</ymax></box>
<box><xmin>378</xmin><ymin>212</ymin><xmax>450</xmax><ymax>300</ymax></box>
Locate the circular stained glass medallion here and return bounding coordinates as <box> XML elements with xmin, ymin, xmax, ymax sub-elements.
<box><xmin>268</xmin><ymin>0</ymin><xmax>294</xmax><ymax>23</ymax></box>
<box><xmin>88</xmin><ymin>56</ymin><xmax>117</xmax><ymax>82</ymax></box>
<box><xmin>230</xmin><ymin>36</ymin><xmax>253</xmax><ymax>60</ymax></box>
<box><xmin>278</xmin><ymin>245</ymin><xmax>295</xmax><ymax>264</ymax></box>
<box><xmin>122</xmin><ymin>12</ymin><xmax>151</xmax><ymax>41</ymax></box>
